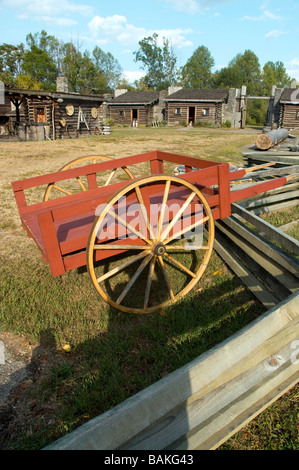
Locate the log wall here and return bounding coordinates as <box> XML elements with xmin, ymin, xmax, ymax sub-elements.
<box><xmin>280</xmin><ymin>103</ymin><xmax>299</xmax><ymax>129</ymax></box>
<box><xmin>166</xmin><ymin>102</ymin><xmax>222</xmax><ymax>127</ymax></box>
<box><xmin>109</xmin><ymin>104</ymin><xmax>152</xmax><ymax>127</ymax></box>
<box><xmin>55</xmin><ymin>99</ymin><xmax>102</xmax><ymax>139</ymax></box>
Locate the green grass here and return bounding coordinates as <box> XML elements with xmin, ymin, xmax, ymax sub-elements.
<box><xmin>0</xmin><ymin>251</ymin><xmax>264</xmax><ymax>449</ymax></box>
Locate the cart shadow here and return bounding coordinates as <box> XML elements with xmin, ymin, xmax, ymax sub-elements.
<box><xmin>0</xmin><ymin>271</ymin><xmax>262</xmax><ymax>449</ymax></box>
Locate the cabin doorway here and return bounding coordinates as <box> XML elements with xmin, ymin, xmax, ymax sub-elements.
<box><xmin>188</xmin><ymin>107</ymin><xmax>195</xmax><ymax>126</ymax></box>
<box><xmin>131</xmin><ymin>108</ymin><xmax>139</xmax><ymax>127</ymax></box>
<box><xmin>35</xmin><ymin>107</ymin><xmax>47</xmax><ymax>123</ymax></box>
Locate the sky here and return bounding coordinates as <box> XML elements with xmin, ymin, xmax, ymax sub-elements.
<box><xmin>1</xmin><ymin>0</ymin><xmax>299</xmax><ymax>85</ymax></box>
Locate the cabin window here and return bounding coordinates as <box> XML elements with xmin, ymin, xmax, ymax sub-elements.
<box><xmin>202</xmin><ymin>108</ymin><xmax>210</xmax><ymax>116</ymax></box>
<box><xmin>296</xmin><ymin>111</ymin><xmax>299</xmax><ymax>120</ymax></box>
<box><xmin>119</xmin><ymin>110</ymin><xmax>125</xmax><ymax>117</ymax></box>
<box><xmin>175</xmin><ymin>108</ymin><xmax>181</xmax><ymax>115</ymax></box>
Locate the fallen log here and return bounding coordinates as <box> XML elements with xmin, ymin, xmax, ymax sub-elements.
<box><xmin>255</xmin><ymin>128</ymin><xmax>289</xmax><ymax>151</ymax></box>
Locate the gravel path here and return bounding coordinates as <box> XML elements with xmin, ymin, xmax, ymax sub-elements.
<box><xmin>0</xmin><ymin>332</ymin><xmax>33</xmax><ymax>406</ymax></box>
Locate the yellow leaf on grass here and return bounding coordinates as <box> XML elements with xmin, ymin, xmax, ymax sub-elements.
<box><xmin>213</xmin><ymin>269</ymin><xmax>224</xmax><ymax>276</ymax></box>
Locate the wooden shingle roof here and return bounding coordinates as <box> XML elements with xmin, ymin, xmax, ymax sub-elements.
<box><xmin>109</xmin><ymin>91</ymin><xmax>160</xmax><ymax>105</ymax></box>
<box><xmin>165</xmin><ymin>88</ymin><xmax>229</xmax><ymax>102</ymax></box>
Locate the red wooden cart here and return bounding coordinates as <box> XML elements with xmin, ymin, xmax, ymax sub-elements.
<box><xmin>12</xmin><ymin>150</ymin><xmax>294</xmax><ymax>314</ymax></box>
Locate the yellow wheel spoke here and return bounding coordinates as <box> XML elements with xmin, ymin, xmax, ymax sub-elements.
<box><xmin>157</xmin><ymin>180</ymin><xmax>171</xmax><ymax>240</ymax></box>
<box><xmin>160</xmin><ymin>191</ymin><xmax>196</xmax><ymax>242</ymax></box>
<box><xmin>157</xmin><ymin>256</ymin><xmax>175</xmax><ymax>301</ymax></box>
<box><xmin>135</xmin><ymin>186</ymin><xmax>155</xmax><ymax>241</ymax></box>
<box><xmin>93</xmin><ymin>244</ymin><xmax>149</xmax><ymax>250</ymax></box>
<box><xmin>164</xmin><ymin>252</ymin><xmax>196</xmax><ymax>278</ymax></box>
<box><xmin>116</xmin><ymin>254</ymin><xmax>153</xmax><ymax>305</ymax></box>
<box><xmin>164</xmin><ymin>215</ymin><xmax>210</xmax><ymax>245</ymax></box>
<box><xmin>105</xmin><ymin>169</ymin><xmax>117</xmax><ymax>186</ymax></box>
<box><xmin>97</xmin><ymin>250</ymin><xmax>150</xmax><ymax>283</ymax></box>
<box><xmin>108</xmin><ymin>209</ymin><xmax>153</xmax><ymax>246</ymax></box>
<box><xmin>165</xmin><ymin>244</ymin><xmax>210</xmax><ymax>251</ymax></box>
<box><xmin>144</xmin><ymin>256</ymin><xmax>157</xmax><ymax>310</ymax></box>
<box><xmin>52</xmin><ymin>185</ymin><xmax>72</xmax><ymax>196</ymax></box>
<box><xmin>76</xmin><ymin>176</ymin><xmax>87</xmax><ymax>191</ymax></box>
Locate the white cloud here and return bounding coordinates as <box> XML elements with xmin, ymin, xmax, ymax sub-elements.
<box><xmin>164</xmin><ymin>0</ymin><xmax>229</xmax><ymax>14</ymax></box>
<box><xmin>38</xmin><ymin>16</ymin><xmax>78</xmax><ymax>26</ymax></box>
<box><xmin>88</xmin><ymin>15</ymin><xmax>193</xmax><ymax>48</ymax></box>
<box><xmin>0</xmin><ymin>0</ymin><xmax>92</xmax><ymax>25</ymax></box>
<box><xmin>242</xmin><ymin>9</ymin><xmax>284</xmax><ymax>21</ymax></box>
<box><xmin>122</xmin><ymin>71</ymin><xmax>146</xmax><ymax>84</ymax></box>
<box><xmin>264</xmin><ymin>29</ymin><xmax>289</xmax><ymax>39</ymax></box>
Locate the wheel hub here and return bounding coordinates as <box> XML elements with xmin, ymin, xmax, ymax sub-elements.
<box><xmin>152</xmin><ymin>241</ymin><xmax>166</xmax><ymax>256</ymax></box>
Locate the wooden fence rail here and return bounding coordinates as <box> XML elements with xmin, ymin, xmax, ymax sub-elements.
<box><xmin>44</xmin><ymin>291</ymin><xmax>299</xmax><ymax>450</ymax></box>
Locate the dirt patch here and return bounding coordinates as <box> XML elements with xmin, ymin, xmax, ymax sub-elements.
<box><xmin>0</xmin><ymin>330</ymin><xmax>60</xmax><ymax>449</ymax></box>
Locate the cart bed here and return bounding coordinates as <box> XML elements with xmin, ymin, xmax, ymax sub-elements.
<box><xmin>12</xmin><ymin>150</ymin><xmax>289</xmax><ymax>278</ymax></box>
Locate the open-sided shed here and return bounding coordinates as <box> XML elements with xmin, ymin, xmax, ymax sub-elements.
<box><xmin>0</xmin><ymin>84</ymin><xmax>109</xmax><ymax>140</ymax></box>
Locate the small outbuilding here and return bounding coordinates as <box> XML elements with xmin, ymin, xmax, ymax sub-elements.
<box><xmin>165</xmin><ymin>88</ymin><xmax>234</xmax><ymax>127</ymax></box>
<box><xmin>277</xmin><ymin>88</ymin><xmax>299</xmax><ymax>130</ymax></box>
<box><xmin>108</xmin><ymin>90</ymin><xmax>165</xmax><ymax>127</ymax></box>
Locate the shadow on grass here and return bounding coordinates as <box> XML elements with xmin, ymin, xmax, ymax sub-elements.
<box><xmin>0</xmin><ymin>254</ymin><xmax>264</xmax><ymax>450</ymax></box>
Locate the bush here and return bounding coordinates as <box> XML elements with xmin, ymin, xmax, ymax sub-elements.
<box><xmin>222</xmin><ymin>120</ymin><xmax>232</xmax><ymax>128</ymax></box>
<box><xmin>104</xmin><ymin>118</ymin><xmax>114</xmax><ymax>127</ymax></box>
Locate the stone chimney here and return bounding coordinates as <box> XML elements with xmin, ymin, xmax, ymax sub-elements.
<box><xmin>56</xmin><ymin>77</ymin><xmax>69</xmax><ymax>93</ymax></box>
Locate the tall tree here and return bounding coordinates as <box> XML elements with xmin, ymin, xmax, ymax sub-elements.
<box><xmin>0</xmin><ymin>43</ymin><xmax>24</xmax><ymax>85</ymax></box>
<box><xmin>134</xmin><ymin>33</ymin><xmax>178</xmax><ymax>90</ymax></box>
<box><xmin>92</xmin><ymin>46</ymin><xmax>122</xmax><ymax>92</ymax></box>
<box><xmin>22</xmin><ymin>31</ymin><xmax>57</xmax><ymax>89</ymax></box>
<box><xmin>262</xmin><ymin>61</ymin><xmax>292</xmax><ymax>95</ymax></box>
<box><xmin>180</xmin><ymin>46</ymin><xmax>214</xmax><ymax>88</ymax></box>
<box><xmin>213</xmin><ymin>50</ymin><xmax>262</xmax><ymax>95</ymax></box>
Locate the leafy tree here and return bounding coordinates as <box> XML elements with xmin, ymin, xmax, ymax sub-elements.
<box><xmin>134</xmin><ymin>33</ymin><xmax>178</xmax><ymax>90</ymax></box>
<box><xmin>14</xmin><ymin>74</ymin><xmax>43</xmax><ymax>90</ymax></box>
<box><xmin>213</xmin><ymin>50</ymin><xmax>262</xmax><ymax>95</ymax></box>
<box><xmin>22</xmin><ymin>31</ymin><xmax>57</xmax><ymax>89</ymax></box>
<box><xmin>0</xmin><ymin>43</ymin><xmax>24</xmax><ymax>85</ymax></box>
<box><xmin>92</xmin><ymin>46</ymin><xmax>122</xmax><ymax>92</ymax></box>
<box><xmin>180</xmin><ymin>46</ymin><xmax>214</xmax><ymax>88</ymax></box>
<box><xmin>60</xmin><ymin>42</ymin><xmax>82</xmax><ymax>92</ymax></box>
<box><xmin>262</xmin><ymin>61</ymin><xmax>292</xmax><ymax>95</ymax></box>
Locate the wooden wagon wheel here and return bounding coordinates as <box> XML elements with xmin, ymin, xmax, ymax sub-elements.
<box><xmin>87</xmin><ymin>175</ymin><xmax>214</xmax><ymax>314</ymax></box>
<box><xmin>43</xmin><ymin>155</ymin><xmax>134</xmax><ymax>201</ymax></box>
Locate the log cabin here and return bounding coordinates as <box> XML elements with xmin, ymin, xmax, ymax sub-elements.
<box><xmin>108</xmin><ymin>90</ymin><xmax>165</xmax><ymax>127</ymax></box>
<box><xmin>165</xmin><ymin>88</ymin><xmax>231</xmax><ymax>127</ymax></box>
<box><xmin>0</xmin><ymin>81</ymin><xmax>110</xmax><ymax>140</ymax></box>
<box><xmin>278</xmin><ymin>88</ymin><xmax>299</xmax><ymax>130</ymax></box>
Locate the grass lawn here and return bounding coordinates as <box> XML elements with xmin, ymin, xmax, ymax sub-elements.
<box><xmin>0</xmin><ymin>127</ymin><xmax>297</xmax><ymax>450</ymax></box>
